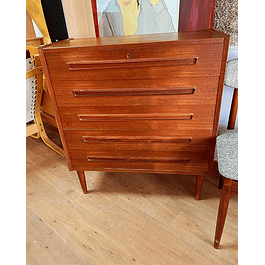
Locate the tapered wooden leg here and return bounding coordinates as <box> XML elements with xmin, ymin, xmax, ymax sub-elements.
<box><xmin>77</xmin><ymin>171</ymin><xmax>88</xmax><ymax>194</ymax></box>
<box><xmin>214</xmin><ymin>178</ymin><xmax>233</xmax><ymax>249</ymax></box>
<box><xmin>195</xmin><ymin>175</ymin><xmax>204</xmax><ymax>200</ymax></box>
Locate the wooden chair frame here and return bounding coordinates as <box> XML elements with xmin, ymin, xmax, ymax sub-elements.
<box><xmin>26</xmin><ymin>54</ymin><xmax>65</xmax><ymax>157</ymax></box>
<box><xmin>214</xmin><ymin>85</ymin><xmax>238</xmax><ymax>249</ymax></box>
<box><xmin>26</xmin><ymin>37</ymin><xmax>45</xmax><ymax>58</ymax></box>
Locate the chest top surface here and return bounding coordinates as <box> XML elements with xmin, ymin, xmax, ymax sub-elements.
<box><xmin>40</xmin><ymin>29</ymin><xmax>229</xmax><ymax>52</ymax></box>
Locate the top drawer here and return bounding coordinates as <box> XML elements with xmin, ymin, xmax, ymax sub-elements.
<box><xmin>44</xmin><ymin>42</ymin><xmax>224</xmax><ymax>81</ymax></box>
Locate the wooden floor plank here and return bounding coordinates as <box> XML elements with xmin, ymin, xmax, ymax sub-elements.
<box><xmin>26</xmin><ymin>206</ymin><xmax>93</xmax><ymax>265</ymax></box>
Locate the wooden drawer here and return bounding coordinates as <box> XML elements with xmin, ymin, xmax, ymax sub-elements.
<box><xmin>69</xmin><ymin>153</ymin><xmax>210</xmax><ymax>174</ymax></box>
<box><xmin>52</xmin><ymin>77</ymin><xmax>219</xmax><ymax>109</ymax></box>
<box><xmin>59</xmin><ymin>104</ymin><xmax>215</xmax><ymax>130</ymax></box>
<box><xmin>64</xmin><ymin>129</ymin><xmax>213</xmax><ymax>152</ymax></box>
<box><xmin>44</xmin><ymin>43</ymin><xmax>224</xmax><ymax>81</ymax></box>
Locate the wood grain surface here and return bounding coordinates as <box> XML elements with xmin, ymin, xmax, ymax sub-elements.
<box><xmin>39</xmin><ymin>29</ymin><xmax>227</xmax><ymax>50</ymax></box>
<box><xmin>39</xmin><ymin>29</ymin><xmax>230</xmax><ymax>190</ymax></box>
<box><xmin>44</xmin><ymin>43</ymin><xmax>223</xmax><ymax>80</ymax></box>
<box><xmin>53</xmin><ymin>77</ymin><xmax>219</xmax><ymax>108</ymax></box>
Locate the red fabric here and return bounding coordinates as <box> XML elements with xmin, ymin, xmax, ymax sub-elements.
<box><xmin>179</xmin><ymin>0</ymin><xmax>216</xmax><ymax>32</ymax></box>
<box><xmin>91</xmin><ymin>0</ymin><xmax>99</xmax><ymax>37</ymax></box>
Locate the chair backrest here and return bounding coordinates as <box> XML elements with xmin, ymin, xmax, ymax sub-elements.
<box><xmin>224</xmin><ymin>58</ymin><xmax>238</xmax><ymax>89</ymax></box>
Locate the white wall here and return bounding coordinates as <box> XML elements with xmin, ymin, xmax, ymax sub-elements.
<box><xmin>31</xmin><ymin>19</ymin><xmax>43</xmax><ymax>38</ymax></box>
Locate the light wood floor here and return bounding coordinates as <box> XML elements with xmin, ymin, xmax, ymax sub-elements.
<box><xmin>26</xmin><ymin>125</ymin><xmax>238</xmax><ymax>265</ymax></box>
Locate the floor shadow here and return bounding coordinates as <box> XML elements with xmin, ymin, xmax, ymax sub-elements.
<box><xmin>86</xmin><ymin>167</ymin><xmax>223</xmax><ymax>200</ymax></box>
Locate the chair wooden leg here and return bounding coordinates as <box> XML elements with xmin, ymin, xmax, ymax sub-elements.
<box><xmin>214</xmin><ymin>177</ymin><xmax>233</xmax><ymax>248</ymax></box>
<box><xmin>195</xmin><ymin>175</ymin><xmax>204</xmax><ymax>200</ymax></box>
<box><xmin>77</xmin><ymin>171</ymin><xmax>88</xmax><ymax>194</ymax></box>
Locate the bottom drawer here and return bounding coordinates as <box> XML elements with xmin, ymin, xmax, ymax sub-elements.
<box><xmin>69</xmin><ymin>151</ymin><xmax>210</xmax><ymax>175</ymax></box>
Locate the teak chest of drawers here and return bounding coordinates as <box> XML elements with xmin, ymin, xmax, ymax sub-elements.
<box><xmin>39</xmin><ymin>29</ymin><xmax>230</xmax><ymax>198</ymax></box>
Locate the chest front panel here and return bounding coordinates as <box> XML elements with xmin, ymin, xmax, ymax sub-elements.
<box><xmin>39</xmin><ymin>30</ymin><xmax>229</xmax><ymax>175</ymax></box>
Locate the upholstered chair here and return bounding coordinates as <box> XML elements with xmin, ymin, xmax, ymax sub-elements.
<box><xmin>214</xmin><ymin>58</ymin><xmax>238</xmax><ymax>249</ymax></box>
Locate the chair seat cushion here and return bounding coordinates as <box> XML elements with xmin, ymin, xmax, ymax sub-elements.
<box><xmin>216</xmin><ymin>131</ymin><xmax>238</xmax><ymax>180</ymax></box>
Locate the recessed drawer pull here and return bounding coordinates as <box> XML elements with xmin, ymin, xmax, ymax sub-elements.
<box><xmin>82</xmin><ymin>136</ymin><xmax>192</xmax><ymax>143</ymax></box>
<box><xmin>67</xmin><ymin>57</ymin><xmax>198</xmax><ymax>71</ymax></box>
<box><xmin>78</xmin><ymin>113</ymin><xmax>194</xmax><ymax>121</ymax></box>
<box><xmin>73</xmin><ymin>87</ymin><xmax>195</xmax><ymax>97</ymax></box>
<box><xmin>87</xmin><ymin>156</ymin><xmax>190</xmax><ymax>163</ymax></box>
